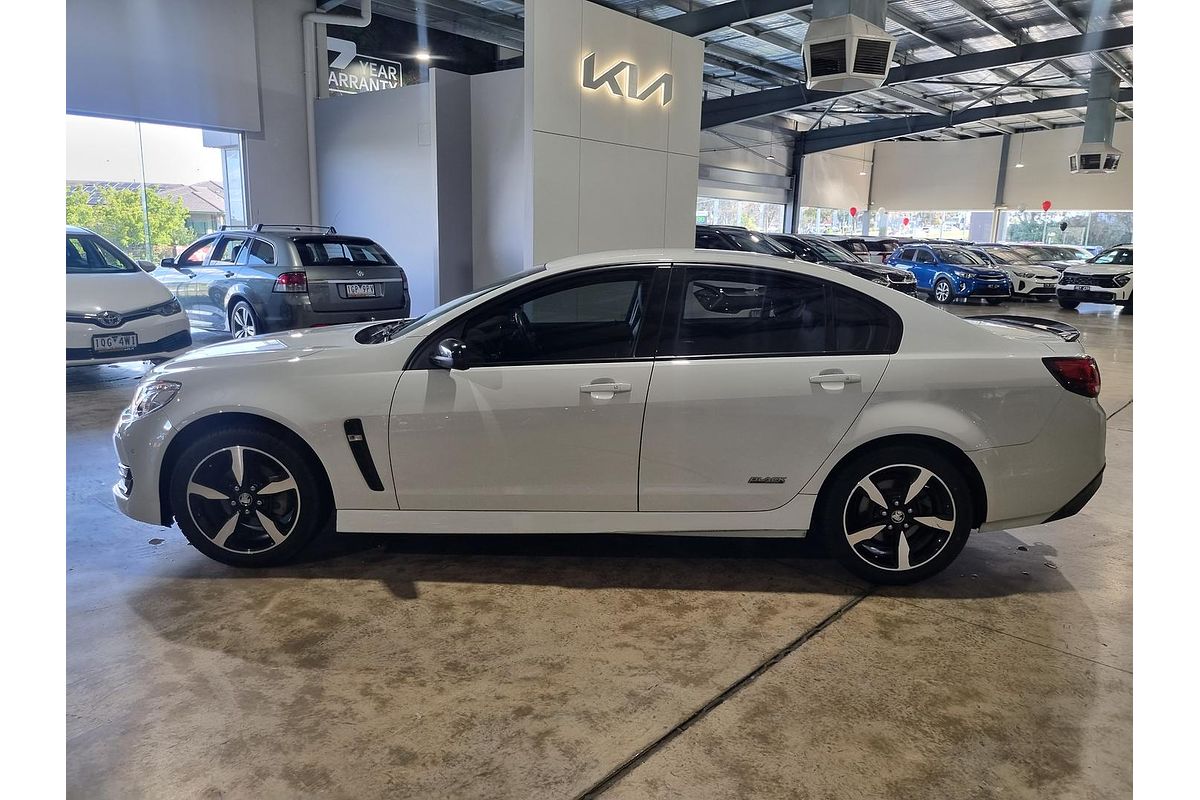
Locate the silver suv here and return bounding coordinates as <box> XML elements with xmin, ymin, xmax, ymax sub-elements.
<box><xmin>157</xmin><ymin>225</ymin><xmax>410</xmax><ymax>337</ymax></box>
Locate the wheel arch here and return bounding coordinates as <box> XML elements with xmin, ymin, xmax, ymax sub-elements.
<box><xmin>223</xmin><ymin>287</ymin><xmax>259</xmax><ymax>330</ymax></box>
<box><xmin>157</xmin><ymin>411</ymin><xmax>334</xmax><ymax>526</ymax></box>
<box><xmin>813</xmin><ymin>433</ymin><xmax>987</xmax><ymax>530</ymax></box>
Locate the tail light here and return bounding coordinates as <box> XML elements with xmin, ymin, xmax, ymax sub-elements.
<box><xmin>273</xmin><ymin>271</ymin><xmax>308</xmax><ymax>293</ymax></box>
<box><xmin>1043</xmin><ymin>356</ymin><xmax>1101</xmax><ymax>398</ymax></box>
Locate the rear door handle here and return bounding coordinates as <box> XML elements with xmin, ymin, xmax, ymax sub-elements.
<box><xmin>581</xmin><ymin>381</ymin><xmax>632</xmax><ymax>396</ymax></box>
<box><xmin>809</xmin><ymin>372</ymin><xmax>861</xmax><ymax>385</ymax></box>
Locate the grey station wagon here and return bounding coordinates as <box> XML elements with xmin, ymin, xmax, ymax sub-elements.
<box><xmin>157</xmin><ymin>225</ymin><xmax>411</xmax><ymax>338</ymax></box>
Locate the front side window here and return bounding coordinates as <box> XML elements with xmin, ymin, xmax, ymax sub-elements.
<box><xmin>459</xmin><ymin>269</ymin><xmax>654</xmax><ymax>365</ymax></box>
<box><xmin>695</xmin><ymin>230</ymin><xmax>730</xmax><ymax>250</ymax></box>
<box><xmin>66</xmin><ymin>234</ymin><xmax>138</xmax><ymax>274</ymax></box>
<box><xmin>1091</xmin><ymin>247</ymin><xmax>1133</xmax><ymax>266</ymax></box>
<box><xmin>898</xmin><ymin>248</ymin><xmax>916</xmax><ymax>261</ymax></box>
<box><xmin>723</xmin><ymin>230</ymin><xmax>793</xmax><ymax>257</ymax></box>
<box><xmin>932</xmin><ymin>247</ymin><xmax>986</xmax><ymax>266</ymax></box>
<box><xmin>667</xmin><ymin>267</ymin><xmax>827</xmax><ymax>357</ymax></box>
<box><xmin>915</xmin><ymin>249</ymin><xmax>935</xmax><ymax>264</ymax></box>
<box><xmin>179</xmin><ymin>238</ymin><xmax>215</xmax><ymax>266</ymax></box>
<box><xmin>805</xmin><ymin>238</ymin><xmax>858</xmax><ymax>264</ymax></box>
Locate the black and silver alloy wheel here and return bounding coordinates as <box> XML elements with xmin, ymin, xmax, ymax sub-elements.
<box><xmin>843</xmin><ymin>464</ymin><xmax>955</xmax><ymax>573</ymax></box>
<box><xmin>933</xmin><ymin>278</ymin><xmax>953</xmax><ymax>304</ymax></box>
<box><xmin>186</xmin><ymin>446</ymin><xmax>300</xmax><ymax>555</ymax></box>
<box><xmin>169</xmin><ymin>426</ymin><xmax>328</xmax><ymax>566</ymax></box>
<box><xmin>229</xmin><ymin>300</ymin><xmax>259</xmax><ymax>338</ymax></box>
<box><xmin>820</xmin><ymin>446</ymin><xmax>973</xmax><ymax>584</ymax></box>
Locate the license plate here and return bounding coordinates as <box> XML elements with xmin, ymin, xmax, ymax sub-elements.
<box><xmin>345</xmin><ymin>283</ymin><xmax>377</xmax><ymax>298</ymax></box>
<box><xmin>93</xmin><ymin>333</ymin><xmax>138</xmax><ymax>353</ymax></box>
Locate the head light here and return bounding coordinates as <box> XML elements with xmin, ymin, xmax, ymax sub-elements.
<box><xmin>1113</xmin><ymin>273</ymin><xmax>1131</xmax><ymax>286</ymax></box>
<box><xmin>953</xmin><ymin>269</ymin><xmax>975</xmax><ymax>279</ymax></box>
<box><xmin>152</xmin><ymin>297</ymin><xmax>182</xmax><ymax>317</ymax></box>
<box><xmin>1014</xmin><ymin>270</ymin><xmax>1035</xmax><ymax>278</ymax></box>
<box><xmin>129</xmin><ymin>380</ymin><xmax>181</xmax><ymax>418</ymax></box>
<box><xmin>872</xmin><ymin>278</ymin><xmax>888</xmax><ymax>286</ymax></box>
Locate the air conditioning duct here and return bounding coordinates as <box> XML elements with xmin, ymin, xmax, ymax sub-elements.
<box><xmin>1069</xmin><ymin>66</ymin><xmax>1122</xmax><ymax>174</ymax></box>
<box><xmin>803</xmin><ymin>0</ymin><xmax>896</xmax><ymax>92</ymax></box>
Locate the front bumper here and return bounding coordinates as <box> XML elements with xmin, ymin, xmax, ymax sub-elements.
<box><xmin>67</xmin><ymin>314</ymin><xmax>192</xmax><ymax>366</ymax></box>
<box><xmin>1057</xmin><ymin>287</ymin><xmax>1132</xmax><ymax>304</ymax></box>
<box><xmin>1012</xmin><ymin>278</ymin><xmax>1059</xmax><ymax>297</ymax></box>
<box><xmin>112</xmin><ymin>407</ymin><xmax>176</xmax><ymax>526</ymax></box>
<box><xmin>960</xmin><ymin>278</ymin><xmax>1012</xmax><ymax>298</ymax></box>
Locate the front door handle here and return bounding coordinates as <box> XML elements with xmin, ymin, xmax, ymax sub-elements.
<box><xmin>809</xmin><ymin>372</ymin><xmax>861</xmax><ymax>385</ymax></box>
<box><xmin>581</xmin><ymin>381</ymin><xmax>632</xmax><ymax>397</ymax></box>
<box><xmin>224</xmin><ymin>271</ymin><xmax>236</xmax><ymax>278</ymax></box>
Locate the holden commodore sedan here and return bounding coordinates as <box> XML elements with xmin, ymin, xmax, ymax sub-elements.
<box><xmin>113</xmin><ymin>249</ymin><xmax>1105</xmax><ymax>584</ymax></box>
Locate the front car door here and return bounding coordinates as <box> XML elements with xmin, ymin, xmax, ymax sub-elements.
<box><xmin>157</xmin><ymin>237</ymin><xmax>216</xmax><ymax>325</ymax></box>
<box><xmin>389</xmin><ymin>265</ymin><xmax>668</xmax><ymax>511</ymax></box>
<box><xmin>638</xmin><ymin>264</ymin><xmax>897</xmax><ymax>512</ymax></box>
<box><xmin>912</xmin><ymin>247</ymin><xmax>937</xmax><ymax>290</ymax></box>
<box><xmin>205</xmin><ymin>234</ymin><xmax>251</xmax><ymax>327</ymax></box>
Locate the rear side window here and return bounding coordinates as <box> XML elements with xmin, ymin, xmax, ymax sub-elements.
<box><xmin>898</xmin><ymin>248</ymin><xmax>916</xmax><ymax>260</ymax></box>
<box><xmin>668</xmin><ymin>267</ymin><xmax>828</xmax><ymax>357</ymax></box>
<box><xmin>294</xmin><ymin>237</ymin><xmax>396</xmax><ymax>267</ymax></box>
<box><xmin>245</xmin><ymin>239</ymin><xmax>275</xmax><ymax>266</ymax></box>
<box><xmin>832</xmin><ymin>287</ymin><xmax>901</xmax><ymax>353</ymax></box>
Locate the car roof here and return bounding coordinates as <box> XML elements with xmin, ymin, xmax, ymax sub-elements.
<box><xmin>66</xmin><ymin>225</ymin><xmax>92</xmax><ymax>234</ymax></box>
<box><xmin>545</xmin><ymin>248</ymin><xmax>805</xmax><ymax>274</ymax></box>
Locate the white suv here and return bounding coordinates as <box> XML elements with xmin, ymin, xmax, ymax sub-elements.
<box><xmin>1057</xmin><ymin>244</ymin><xmax>1133</xmax><ymax>313</ymax></box>
<box><xmin>113</xmin><ymin>249</ymin><xmax>1105</xmax><ymax>584</ymax></box>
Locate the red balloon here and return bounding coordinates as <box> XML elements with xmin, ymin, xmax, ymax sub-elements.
<box><xmin>902</xmin><ymin>217</ymin><xmax>910</xmax><ymax>226</ymax></box>
<box><xmin>1042</xmin><ymin>200</ymin><xmax>1052</xmax><ymax>212</ymax></box>
<box><xmin>849</xmin><ymin>206</ymin><xmax>858</xmax><ymax>218</ymax></box>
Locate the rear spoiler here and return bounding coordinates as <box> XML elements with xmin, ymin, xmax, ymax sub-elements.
<box><xmin>966</xmin><ymin>315</ymin><xmax>1081</xmax><ymax>342</ymax></box>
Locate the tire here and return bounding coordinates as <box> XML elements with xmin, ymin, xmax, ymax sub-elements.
<box><xmin>819</xmin><ymin>445</ymin><xmax>974</xmax><ymax>585</ymax></box>
<box><xmin>932</xmin><ymin>278</ymin><xmax>954</xmax><ymax>304</ymax></box>
<box><xmin>168</xmin><ymin>426</ymin><xmax>329</xmax><ymax>567</ymax></box>
<box><xmin>1058</xmin><ymin>299</ymin><xmax>1079</xmax><ymax>310</ymax></box>
<box><xmin>1121</xmin><ymin>296</ymin><xmax>1132</xmax><ymax>314</ymax></box>
<box><xmin>984</xmin><ymin>297</ymin><xmax>1004</xmax><ymax>306</ymax></box>
<box><xmin>229</xmin><ymin>299</ymin><xmax>263</xmax><ymax>338</ymax></box>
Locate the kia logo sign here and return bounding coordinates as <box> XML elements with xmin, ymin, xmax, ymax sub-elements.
<box><xmin>581</xmin><ymin>53</ymin><xmax>673</xmax><ymax>106</ymax></box>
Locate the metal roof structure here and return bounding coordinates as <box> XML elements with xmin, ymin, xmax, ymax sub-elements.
<box><xmin>355</xmin><ymin>1</ymin><xmax>1133</xmax><ymax>145</ymax></box>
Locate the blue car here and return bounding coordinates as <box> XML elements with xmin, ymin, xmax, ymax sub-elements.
<box><xmin>886</xmin><ymin>243</ymin><xmax>1012</xmax><ymax>304</ymax></box>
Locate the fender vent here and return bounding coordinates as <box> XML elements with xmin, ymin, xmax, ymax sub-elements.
<box><xmin>344</xmin><ymin>418</ymin><xmax>385</xmax><ymax>491</ymax></box>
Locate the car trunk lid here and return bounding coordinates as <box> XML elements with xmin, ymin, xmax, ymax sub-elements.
<box><xmin>290</xmin><ymin>236</ymin><xmax>409</xmax><ymax>313</ymax></box>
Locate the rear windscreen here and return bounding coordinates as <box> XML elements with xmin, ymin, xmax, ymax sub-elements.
<box><xmin>293</xmin><ymin>237</ymin><xmax>396</xmax><ymax>267</ymax></box>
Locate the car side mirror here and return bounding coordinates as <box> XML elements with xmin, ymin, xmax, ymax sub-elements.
<box><xmin>431</xmin><ymin>338</ymin><xmax>469</xmax><ymax>371</ymax></box>
<box><xmin>137</xmin><ymin>259</ymin><xmax>156</xmax><ymax>273</ymax></box>
<box><xmin>160</xmin><ymin>257</ymin><xmax>176</xmax><ymax>269</ymax></box>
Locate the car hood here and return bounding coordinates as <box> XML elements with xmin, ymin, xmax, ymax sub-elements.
<box><xmin>1062</xmin><ymin>264</ymin><xmax>1133</xmax><ymax>276</ymax></box>
<box><xmin>1003</xmin><ymin>263</ymin><xmax>1061</xmax><ymax>278</ymax></box>
<box><xmin>153</xmin><ymin>323</ymin><xmax>391</xmax><ymax>375</ymax></box>
<box><xmin>950</xmin><ymin>267</ymin><xmax>1007</xmax><ymax>278</ymax></box>
<box><xmin>837</xmin><ymin>261</ymin><xmax>911</xmax><ymax>278</ymax></box>
<box><xmin>66</xmin><ymin>271</ymin><xmax>174</xmax><ymax>314</ymax></box>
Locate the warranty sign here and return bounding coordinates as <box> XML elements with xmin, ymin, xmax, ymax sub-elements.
<box><xmin>327</xmin><ymin>37</ymin><xmax>403</xmax><ymax>95</ymax></box>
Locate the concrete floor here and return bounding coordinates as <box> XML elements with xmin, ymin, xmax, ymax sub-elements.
<box><xmin>67</xmin><ymin>301</ymin><xmax>1132</xmax><ymax>799</ymax></box>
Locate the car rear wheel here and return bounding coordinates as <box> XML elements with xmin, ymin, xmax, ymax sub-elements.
<box><xmin>229</xmin><ymin>299</ymin><xmax>262</xmax><ymax>338</ymax></box>
<box><xmin>168</xmin><ymin>427</ymin><xmax>329</xmax><ymax>566</ymax></box>
<box><xmin>820</xmin><ymin>446</ymin><xmax>974</xmax><ymax>585</ymax></box>
<box><xmin>933</xmin><ymin>278</ymin><xmax>954</xmax><ymax>304</ymax></box>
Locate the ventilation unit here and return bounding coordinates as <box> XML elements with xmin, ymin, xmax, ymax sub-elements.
<box><xmin>1070</xmin><ymin>66</ymin><xmax>1123</xmax><ymax>174</ymax></box>
<box><xmin>803</xmin><ymin>0</ymin><xmax>896</xmax><ymax>92</ymax></box>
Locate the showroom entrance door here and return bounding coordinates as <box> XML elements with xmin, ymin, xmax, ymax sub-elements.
<box><xmin>388</xmin><ymin>266</ymin><xmax>666</xmax><ymax>511</ymax></box>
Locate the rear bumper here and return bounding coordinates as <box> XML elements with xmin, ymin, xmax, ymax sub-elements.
<box><xmin>1044</xmin><ymin>467</ymin><xmax>1104</xmax><ymax>523</ymax></box>
<box><xmin>263</xmin><ymin>296</ymin><xmax>411</xmax><ymax>330</ymax></box>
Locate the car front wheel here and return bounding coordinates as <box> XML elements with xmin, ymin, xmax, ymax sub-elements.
<box><xmin>1058</xmin><ymin>299</ymin><xmax>1080</xmax><ymax>310</ymax></box>
<box><xmin>933</xmin><ymin>278</ymin><xmax>954</xmax><ymax>304</ymax></box>
<box><xmin>168</xmin><ymin>426</ymin><xmax>329</xmax><ymax>566</ymax></box>
<box><xmin>820</xmin><ymin>446</ymin><xmax>974</xmax><ymax>585</ymax></box>
<box><xmin>984</xmin><ymin>297</ymin><xmax>1004</xmax><ymax>306</ymax></box>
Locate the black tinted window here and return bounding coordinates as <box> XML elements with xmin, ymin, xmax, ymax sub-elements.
<box><xmin>1092</xmin><ymin>247</ymin><xmax>1133</xmax><ymax>266</ymax></box>
<box><xmin>724</xmin><ymin>230</ymin><xmax>793</xmax><ymax>256</ymax></box>
<box><xmin>899</xmin><ymin>248</ymin><xmax>916</xmax><ymax>260</ymax></box>
<box><xmin>833</xmin><ymin>287</ymin><xmax>901</xmax><ymax>353</ymax></box>
<box><xmin>460</xmin><ymin>269</ymin><xmax>653</xmax><ymax>365</ymax></box>
<box><xmin>695</xmin><ymin>230</ymin><xmax>729</xmax><ymax>250</ymax></box>
<box><xmin>668</xmin><ymin>267</ymin><xmax>827</xmax><ymax>357</ymax></box>
<box><xmin>294</xmin><ymin>237</ymin><xmax>395</xmax><ymax>266</ymax></box>
<box><xmin>246</xmin><ymin>239</ymin><xmax>275</xmax><ymax>266</ymax></box>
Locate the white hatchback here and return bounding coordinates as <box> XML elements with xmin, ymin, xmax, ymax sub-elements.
<box><xmin>113</xmin><ymin>249</ymin><xmax>1106</xmax><ymax>584</ymax></box>
<box><xmin>67</xmin><ymin>226</ymin><xmax>192</xmax><ymax>366</ymax></box>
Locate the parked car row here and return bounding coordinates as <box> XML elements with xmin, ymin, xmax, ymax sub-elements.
<box><xmin>692</xmin><ymin>225</ymin><xmax>1132</xmax><ymax>313</ymax></box>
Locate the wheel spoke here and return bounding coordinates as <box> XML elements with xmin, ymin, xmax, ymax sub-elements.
<box><xmin>230</xmin><ymin>445</ymin><xmax>246</xmax><ymax>487</ymax></box>
<box><xmin>904</xmin><ymin>468</ymin><xmax>934</xmax><ymax>505</ymax></box>
<box><xmin>847</xmin><ymin>524</ymin><xmax>886</xmax><ymax>546</ymax></box>
<box><xmin>258</xmin><ymin>477</ymin><xmax>297</xmax><ymax>496</ymax></box>
<box><xmin>188</xmin><ymin>481</ymin><xmax>230</xmax><ymax>501</ymax></box>
<box><xmin>897</xmin><ymin>530</ymin><xmax>912</xmax><ymax>570</ymax></box>
<box><xmin>915</xmin><ymin>515</ymin><xmax>954</xmax><ymax>532</ymax></box>
<box><xmin>255</xmin><ymin>511</ymin><xmax>287</xmax><ymax>545</ymax></box>
<box><xmin>212</xmin><ymin>514</ymin><xmax>240</xmax><ymax>547</ymax></box>
<box><xmin>856</xmin><ymin>477</ymin><xmax>888</xmax><ymax>509</ymax></box>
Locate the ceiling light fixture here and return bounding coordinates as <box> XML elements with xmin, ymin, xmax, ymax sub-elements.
<box><xmin>415</xmin><ymin>51</ymin><xmax>432</xmax><ymax>63</ymax></box>
<box><xmin>1014</xmin><ymin>130</ymin><xmax>1026</xmax><ymax>168</ymax></box>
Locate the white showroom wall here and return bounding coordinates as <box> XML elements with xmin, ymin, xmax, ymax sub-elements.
<box><xmin>470</xmin><ymin>69</ymin><xmax>528</xmax><ymax>288</ymax></box>
<box><xmin>524</xmin><ymin>0</ymin><xmax>704</xmax><ymax>264</ymax></box>
<box><xmin>800</xmin><ymin>144</ymin><xmax>876</xmax><ymax>211</ymax></box>
<box><xmin>1003</xmin><ymin>121</ymin><xmax>1132</xmax><ymax>209</ymax></box>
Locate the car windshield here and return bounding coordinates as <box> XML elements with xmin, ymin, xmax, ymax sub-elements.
<box><xmin>724</xmin><ymin>230</ymin><xmax>793</xmax><ymax>256</ymax></box>
<box><xmin>1090</xmin><ymin>247</ymin><xmax>1133</xmax><ymax>266</ymax></box>
<box><xmin>979</xmin><ymin>248</ymin><xmax>1024</xmax><ymax>265</ymax></box>
<box><xmin>361</xmin><ymin>267</ymin><xmax>547</xmax><ymax>343</ymax></box>
<box><xmin>66</xmin><ymin>234</ymin><xmax>139</xmax><ymax>274</ymax></box>
<box><xmin>933</xmin><ymin>247</ymin><xmax>987</xmax><ymax>265</ymax></box>
<box><xmin>293</xmin><ymin>236</ymin><xmax>396</xmax><ymax>267</ymax></box>
<box><xmin>805</xmin><ymin>238</ymin><xmax>859</xmax><ymax>263</ymax></box>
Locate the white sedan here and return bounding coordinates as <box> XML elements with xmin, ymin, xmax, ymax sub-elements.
<box><xmin>67</xmin><ymin>226</ymin><xmax>191</xmax><ymax>366</ymax></box>
<box><xmin>113</xmin><ymin>249</ymin><xmax>1105</xmax><ymax>584</ymax></box>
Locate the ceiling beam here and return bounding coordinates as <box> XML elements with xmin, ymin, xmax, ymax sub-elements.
<box><xmin>798</xmin><ymin>87</ymin><xmax>1132</xmax><ymax>153</ymax></box>
<box><xmin>658</xmin><ymin>1</ymin><xmax>814</xmax><ymax>37</ymax></box>
<box><xmin>701</xmin><ymin>25</ymin><xmax>1132</xmax><ymax>127</ymax></box>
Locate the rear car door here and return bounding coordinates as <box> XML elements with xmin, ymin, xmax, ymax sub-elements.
<box><xmin>639</xmin><ymin>265</ymin><xmax>897</xmax><ymax>512</ymax></box>
<box><xmin>205</xmin><ymin>234</ymin><xmax>251</xmax><ymax>326</ymax></box>
<box><xmin>292</xmin><ymin>236</ymin><xmax>410</xmax><ymax>318</ymax></box>
<box><xmin>389</xmin><ymin>266</ymin><xmax>668</xmax><ymax>511</ymax></box>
